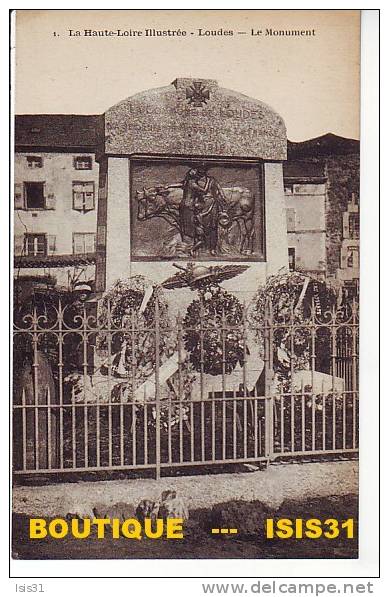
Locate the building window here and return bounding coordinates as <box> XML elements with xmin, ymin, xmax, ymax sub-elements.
<box><xmin>347</xmin><ymin>247</ymin><xmax>359</xmax><ymax>269</ymax></box>
<box><xmin>286</xmin><ymin>208</ymin><xmax>296</xmax><ymax>232</ymax></box>
<box><xmin>26</xmin><ymin>156</ymin><xmax>43</xmax><ymax>168</ymax></box>
<box><xmin>72</xmin><ymin>181</ymin><xmax>95</xmax><ymax>211</ymax></box>
<box><xmin>288</xmin><ymin>248</ymin><xmax>296</xmax><ymax>271</ymax></box>
<box><xmin>349</xmin><ymin>213</ymin><xmax>359</xmax><ymax>239</ymax></box>
<box><xmin>73</xmin><ymin>233</ymin><xmax>96</xmax><ymax>254</ymax></box>
<box><xmin>25</xmin><ymin>233</ymin><xmax>47</xmax><ymax>257</ymax></box>
<box><xmin>74</xmin><ymin>156</ymin><xmax>92</xmax><ymax>170</ymax></box>
<box><xmin>24</xmin><ymin>182</ymin><xmax>45</xmax><ymax>209</ymax></box>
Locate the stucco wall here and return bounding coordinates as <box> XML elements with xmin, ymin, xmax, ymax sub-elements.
<box><xmin>285</xmin><ymin>181</ymin><xmax>326</xmax><ymax>272</ymax></box>
<box><xmin>14</xmin><ymin>152</ymin><xmax>99</xmax><ymax>255</ymax></box>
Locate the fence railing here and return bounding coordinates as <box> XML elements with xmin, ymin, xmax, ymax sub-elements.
<box><xmin>12</xmin><ymin>298</ymin><xmax>359</xmax><ymax>479</ymax></box>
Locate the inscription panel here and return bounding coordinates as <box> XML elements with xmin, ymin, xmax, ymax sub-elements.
<box><xmin>105</xmin><ymin>78</ymin><xmax>287</xmax><ymax>160</ymax></box>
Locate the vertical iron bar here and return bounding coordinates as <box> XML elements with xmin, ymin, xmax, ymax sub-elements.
<box><xmin>351</xmin><ymin>301</ymin><xmax>358</xmax><ymax>450</ymax></box>
<box><xmin>233</xmin><ymin>389</ymin><xmax>237</xmax><ymax>460</ymax></box>
<box><xmin>254</xmin><ymin>394</ymin><xmax>258</xmax><ymax>458</ymax></box>
<box><xmin>47</xmin><ymin>386</ymin><xmax>52</xmax><ymax>469</ymax></box>
<box><xmin>190</xmin><ymin>401</ymin><xmax>194</xmax><ymax>463</ymax></box>
<box><xmin>154</xmin><ymin>297</ymin><xmax>161</xmax><ymax>479</ymax></box>
<box><xmin>21</xmin><ymin>388</ymin><xmax>27</xmax><ymax>470</ymax></box>
<box><xmin>310</xmin><ymin>310</ymin><xmax>316</xmax><ymax>452</ymax></box>
<box><xmin>280</xmin><ymin>389</ymin><xmax>284</xmax><ymax>454</ymax></box>
<box><xmin>201</xmin><ymin>399</ymin><xmax>205</xmax><ymax>463</ymax></box>
<box><xmin>131</xmin><ymin>310</ymin><xmax>137</xmax><ymax>465</ymax></box>
<box><xmin>177</xmin><ymin>313</ymin><xmax>184</xmax><ymax>463</ymax></box>
<box><xmin>243</xmin><ymin>396</ymin><xmax>247</xmax><ymax>459</ymax></box>
<box><xmin>106</xmin><ymin>301</ymin><xmax>113</xmax><ymax>468</ymax></box>
<box><xmin>242</xmin><ymin>303</ymin><xmax>248</xmax><ymax>396</ymax></box>
<box><xmin>132</xmin><ymin>400</ymin><xmax>136</xmax><ymax>466</ymax></box>
<box><xmin>342</xmin><ymin>392</ymin><xmax>346</xmax><ymax>450</ymax></box>
<box><xmin>82</xmin><ymin>309</ymin><xmax>89</xmax><ymax>468</ymax></box>
<box><xmin>120</xmin><ymin>386</ymin><xmax>124</xmax><ymax>466</ymax></box>
<box><xmin>168</xmin><ymin>396</ymin><xmax>172</xmax><ymax>464</ymax></box>
<box><xmin>71</xmin><ymin>386</ymin><xmax>76</xmax><ymax>468</ymax></box>
<box><xmin>221</xmin><ymin>309</ymin><xmax>226</xmax><ymax>399</ymax></box>
<box><xmin>200</xmin><ymin>302</ymin><xmax>205</xmax><ymax>402</ymax></box>
<box><xmin>301</xmin><ymin>380</ymin><xmax>305</xmax><ymax>452</ymax></box>
<box><xmin>58</xmin><ymin>301</ymin><xmax>64</xmax><ymax>469</ymax></box>
<box><xmin>144</xmin><ymin>390</ymin><xmax>148</xmax><ymax>465</ymax></box>
<box><xmin>290</xmin><ymin>304</ymin><xmax>295</xmax><ymax>454</ymax></box>
<box><xmin>322</xmin><ymin>379</ymin><xmax>326</xmax><ymax>451</ymax></box>
<box><xmin>211</xmin><ymin>389</ymin><xmax>216</xmax><ymax>462</ymax></box>
<box><xmin>32</xmin><ymin>312</ymin><xmax>39</xmax><ymax>470</ymax></box>
<box><xmin>222</xmin><ymin>398</ymin><xmax>226</xmax><ymax>460</ymax></box>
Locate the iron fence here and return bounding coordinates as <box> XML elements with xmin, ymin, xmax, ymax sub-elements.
<box><xmin>12</xmin><ymin>298</ymin><xmax>358</xmax><ymax>479</ymax></box>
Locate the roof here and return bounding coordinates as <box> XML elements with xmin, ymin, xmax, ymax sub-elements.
<box><xmin>15</xmin><ymin>114</ymin><xmax>104</xmax><ymax>151</ymax></box>
<box><xmin>14</xmin><ymin>253</ymin><xmax>96</xmax><ymax>268</ymax></box>
<box><xmin>288</xmin><ymin>133</ymin><xmax>359</xmax><ymax>160</ymax></box>
<box><xmin>283</xmin><ymin>160</ymin><xmax>327</xmax><ymax>183</ymax></box>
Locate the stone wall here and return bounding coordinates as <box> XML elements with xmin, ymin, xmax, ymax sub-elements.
<box><xmin>325</xmin><ymin>154</ymin><xmax>360</xmax><ymax>275</ymax></box>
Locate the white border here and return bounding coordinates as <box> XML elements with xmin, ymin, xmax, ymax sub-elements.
<box><xmin>4</xmin><ymin>5</ymin><xmax>380</xmax><ymax>584</ymax></box>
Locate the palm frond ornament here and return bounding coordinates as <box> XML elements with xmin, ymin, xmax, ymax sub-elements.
<box><xmin>161</xmin><ymin>262</ymin><xmax>249</xmax><ymax>291</ymax></box>
<box><xmin>162</xmin><ymin>263</ymin><xmax>249</xmax><ymax>376</ymax></box>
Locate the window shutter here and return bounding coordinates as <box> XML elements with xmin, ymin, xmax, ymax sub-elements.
<box><xmin>73</xmin><ymin>234</ymin><xmax>84</xmax><ymax>254</ymax></box>
<box><xmin>286</xmin><ymin>208</ymin><xmax>296</xmax><ymax>232</ymax></box>
<box><xmin>73</xmin><ymin>192</ymin><xmax>84</xmax><ymax>210</ymax></box>
<box><xmin>44</xmin><ymin>183</ymin><xmax>56</xmax><ymax>210</ymax></box>
<box><xmin>84</xmin><ymin>191</ymin><xmax>95</xmax><ymax>210</ymax></box>
<box><xmin>73</xmin><ymin>183</ymin><xmax>84</xmax><ymax>210</ymax></box>
<box><xmin>47</xmin><ymin>235</ymin><xmax>56</xmax><ymax>254</ymax></box>
<box><xmin>14</xmin><ymin>183</ymin><xmax>24</xmax><ymax>209</ymax></box>
<box><xmin>342</xmin><ymin>214</ymin><xmax>349</xmax><ymax>239</ymax></box>
<box><xmin>85</xmin><ymin>234</ymin><xmax>96</xmax><ymax>253</ymax></box>
<box><xmin>14</xmin><ymin>234</ymin><xmax>24</xmax><ymax>256</ymax></box>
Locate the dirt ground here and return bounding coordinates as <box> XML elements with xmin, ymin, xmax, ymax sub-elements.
<box><xmin>13</xmin><ymin>460</ymin><xmax>358</xmax><ymax>517</ymax></box>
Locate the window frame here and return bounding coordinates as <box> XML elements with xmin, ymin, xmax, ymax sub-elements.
<box><xmin>26</xmin><ymin>155</ymin><xmax>43</xmax><ymax>169</ymax></box>
<box><xmin>25</xmin><ymin>233</ymin><xmax>47</xmax><ymax>257</ymax></box>
<box><xmin>348</xmin><ymin>213</ymin><xmax>360</xmax><ymax>240</ymax></box>
<box><xmin>288</xmin><ymin>247</ymin><xmax>296</xmax><ymax>271</ymax></box>
<box><xmin>72</xmin><ymin>181</ymin><xmax>95</xmax><ymax>211</ymax></box>
<box><xmin>24</xmin><ymin>181</ymin><xmax>46</xmax><ymax>210</ymax></box>
<box><xmin>73</xmin><ymin>156</ymin><xmax>93</xmax><ymax>170</ymax></box>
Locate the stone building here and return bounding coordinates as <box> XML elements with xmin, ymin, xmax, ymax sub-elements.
<box><xmin>336</xmin><ymin>193</ymin><xmax>359</xmax><ymax>295</ymax></box>
<box><xmin>14</xmin><ymin>115</ymin><xmax>102</xmax><ymax>290</ymax></box>
<box><xmin>283</xmin><ymin>160</ymin><xmax>327</xmax><ymax>276</ymax></box>
<box><xmin>14</xmin><ymin>80</ymin><xmax>358</xmax><ymax>296</ymax></box>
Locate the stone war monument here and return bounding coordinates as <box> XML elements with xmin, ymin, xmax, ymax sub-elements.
<box><xmin>95</xmin><ymin>77</ymin><xmax>289</xmax><ymax>301</ymax></box>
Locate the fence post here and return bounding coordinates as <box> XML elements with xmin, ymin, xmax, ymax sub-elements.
<box><xmin>155</xmin><ymin>295</ymin><xmax>161</xmax><ymax>480</ymax></box>
<box><xmin>264</xmin><ymin>300</ymin><xmax>274</xmax><ymax>463</ymax></box>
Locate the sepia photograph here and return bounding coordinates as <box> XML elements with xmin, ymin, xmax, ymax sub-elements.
<box><xmin>10</xmin><ymin>9</ymin><xmax>365</xmax><ymax>567</ymax></box>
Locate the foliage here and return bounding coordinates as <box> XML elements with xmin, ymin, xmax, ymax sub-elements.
<box><xmin>250</xmin><ymin>271</ymin><xmax>338</xmax><ymax>380</ymax></box>
<box><xmin>96</xmin><ymin>276</ymin><xmax>195</xmax><ymax>410</ymax></box>
<box><xmin>97</xmin><ymin>276</ymin><xmax>173</xmax><ymax>383</ymax></box>
<box><xmin>183</xmin><ymin>284</ymin><xmax>245</xmax><ymax>375</ymax></box>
